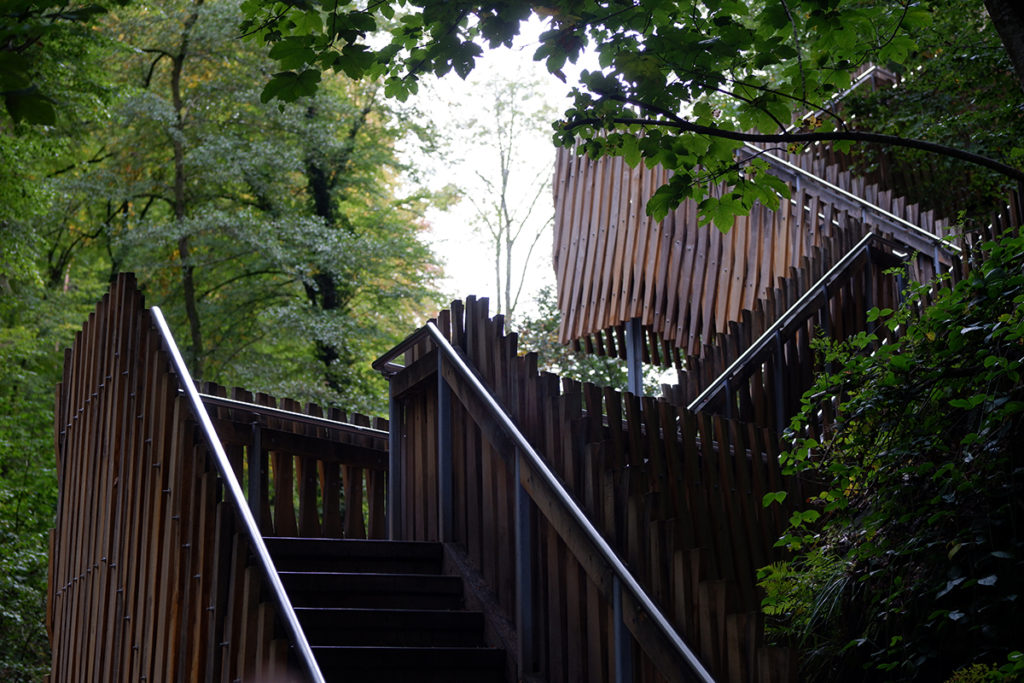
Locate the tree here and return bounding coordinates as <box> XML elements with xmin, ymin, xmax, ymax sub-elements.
<box><xmin>242</xmin><ymin>0</ymin><xmax>1023</xmax><ymax>232</ymax></box>
<box><xmin>0</xmin><ymin>0</ymin><xmax>118</xmax><ymax>125</ymax></box>
<box><xmin>836</xmin><ymin>0</ymin><xmax>1024</xmax><ymax>219</ymax></box>
<box><xmin>450</xmin><ymin>74</ymin><xmax>554</xmax><ymax>322</ymax></box>
<box><xmin>517</xmin><ymin>285</ymin><xmax>664</xmax><ymax>393</ymax></box>
<box><xmin>0</xmin><ymin>0</ymin><xmax>451</xmax><ymax>675</ymax></box>
<box><xmin>38</xmin><ymin>0</ymin><xmax>444</xmax><ymax>410</ymax></box>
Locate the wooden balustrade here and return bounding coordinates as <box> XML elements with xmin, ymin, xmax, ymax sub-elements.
<box><xmin>48</xmin><ymin>274</ymin><xmax>388</xmax><ymax>682</ymax></box>
<box><xmin>663</xmin><ymin>238</ymin><xmax>905</xmax><ymax>433</ymax></box>
<box><xmin>663</xmin><ymin>190</ymin><xmax>1022</xmax><ymax>431</ymax></box>
<box><xmin>385</xmin><ymin>297</ymin><xmax>807</xmax><ymax>682</ymax></box>
<box><xmin>198</xmin><ymin>384</ymin><xmax>388</xmax><ymax>540</ymax></box>
<box><xmin>552</xmin><ymin>143</ymin><xmax>955</xmax><ymax>366</ymax></box>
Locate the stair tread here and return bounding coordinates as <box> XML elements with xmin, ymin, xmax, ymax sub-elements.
<box><xmin>265</xmin><ymin>536</ymin><xmax>442</xmax><ymax>556</ymax></box>
<box><xmin>282</xmin><ymin>571</ymin><xmax>464</xmax><ymax>609</ymax></box>
<box><xmin>266</xmin><ymin>537</ymin><xmax>445</xmax><ymax>573</ymax></box>
<box><xmin>315</xmin><ymin>645</ymin><xmax>502</xmax><ymax>651</ymax></box>
<box><xmin>295</xmin><ymin>606</ymin><xmax>482</xmax><ymax>617</ymax></box>
<box><xmin>312</xmin><ymin>645</ymin><xmax>505</xmax><ymax>666</ymax></box>
<box><xmin>280</xmin><ymin>571</ymin><xmax>462</xmax><ymax>588</ymax></box>
<box><xmin>295</xmin><ymin>607</ymin><xmax>483</xmax><ymax>628</ymax></box>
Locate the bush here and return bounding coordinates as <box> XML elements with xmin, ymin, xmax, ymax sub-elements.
<box><xmin>761</xmin><ymin>232</ymin><xmax>1024</xmax><ymax>680</ymax></box>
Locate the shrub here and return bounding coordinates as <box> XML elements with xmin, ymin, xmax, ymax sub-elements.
<box><xmin>761</xmin><ymin>232</ymin><xmax>1024</xmax><ymax>680</ymax></box>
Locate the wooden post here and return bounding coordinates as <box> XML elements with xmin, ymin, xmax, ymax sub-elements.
<box><xmin>437</xmin><ymin>354</ymin><xmax>453</xmax><ymax>542</ymax></box>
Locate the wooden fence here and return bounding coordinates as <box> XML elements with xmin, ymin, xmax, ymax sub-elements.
<box><xmin>198</xmin><ymin>383</ymin><xmax>388</xmax><ymax>540</ymax></box>
<box><xmin>385</xmin><ymin>296</ymin><xmax>808</xmax><ymax>682</ymax></box>
<box><xmin>552</xmin><ymin>144</ymin><xmax>952</xmax><ymax>365</ymax></box>
<box><xmin>48</xmin><ymin>274</ymin><xmax>386</xmax><ymax>683</ymax></box>
<box><xmin>662</xmin><ymin>236</ymin><xmax>905</xmax><ymax>430</ymax></box>
<box><xmin>664</xmin><ymin>189</ymin><xmax>1022</xmax><ymax>426</ymax></box>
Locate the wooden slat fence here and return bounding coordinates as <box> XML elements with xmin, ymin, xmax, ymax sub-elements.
<box><xmin>663</xmin><ymin>189</ymin><xmax>1022</xmax><ymax>431</ymax></box>
<box><xmin>552</xmin><ymin>143</ymin><xmax>954</xmax><ymax>365</ymax></box>
<box><xmin>198</xmin><ymin>383</ymin><xmax>388</xmax><ymax>540</ymax></box>
<box><xmin>48</xmin><ymin>274</ymin><xmax>387</xmax><ymax>683</ymax></box>
<box><xmin>386</xmin><ymin>296</ymin><xmax>809</xmax><ymax>682</ymax></box>
<box><xmin>661</xmin><ymin>236</ymin><xmax>906</xmax><ymax>432</ymax></box>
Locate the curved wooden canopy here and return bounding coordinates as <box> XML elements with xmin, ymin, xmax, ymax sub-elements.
<box><xmin>551</xmin><ymin>142</ymin><xmax>951</xmax><ymax>368</ymax></box>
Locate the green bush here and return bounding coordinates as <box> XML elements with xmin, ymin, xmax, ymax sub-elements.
<box><xmin>761</xmin><ymin>232</ymin><xmax>1024</xmax><ymax>681</ymax></box>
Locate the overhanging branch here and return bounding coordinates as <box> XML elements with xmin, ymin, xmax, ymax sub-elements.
<box><xmin>566</xmin><ymin>116</ymin><xmax>1024</xmax><ymax>183</ymax></box>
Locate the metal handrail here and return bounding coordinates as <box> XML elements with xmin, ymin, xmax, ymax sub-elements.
<box><xmin>744</xmin><ymin>141</ymin><xmax>962</xmax><ymax>255</ymax></box>
<box><xmin>152</xmin><ymin>307</ymin><xmax>325</xmax><ymax>683</ymax></box>
<box><xmin>376</xmin><ymin>321</ymin><xmax>716</xmax><ymax>683</ymax></box>
<box><xmin>199</xmin><ymin>392</ymin><xmax>388</xmax><ymax>438</ymax></box>
<box><xmin>782</xmin><ymin>64</ymin><xmax>882</xmax><ymax>134</ymax></box>
<box><xmin>740</xmin><ymin>61</ymin><xmax>961</xmax><ymax>255</ymax></box>
<box><xmin>687</xmin><ymin>232</ymin><xmax>883</xmax><ymax>415</ymax></box>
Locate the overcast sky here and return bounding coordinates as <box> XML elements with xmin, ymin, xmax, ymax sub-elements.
<box><xmin>403</xmin><ymin>17</ymin><xmax>590</xmax><ymax>322</ymax></box>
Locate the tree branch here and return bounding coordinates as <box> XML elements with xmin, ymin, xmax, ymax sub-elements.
<box><xmin>565</xmin><ymin>116</ymin><xmax>1024</xmax><ymax>182</ymax></box>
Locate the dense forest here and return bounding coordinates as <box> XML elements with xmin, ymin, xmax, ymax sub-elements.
<box><xmin>1</xmin><ymin>2</ymin><xmax>450</xmax><ymax>679</ymax></box>
<box><xmin>3</xmin><ymin>0</ymin><xmax>1024</xmax><ymax>679</ymax></box>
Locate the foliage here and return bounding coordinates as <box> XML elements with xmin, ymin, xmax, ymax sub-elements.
<box><xmin>36</xmin><ymin>0</ymin><xmax>444</xmax><ymax>414</ymax></box>
<box><xmin>839</xmin><ymin>0</ymin><xmax>1024</xmax><ymax>218</ymax></box>
<box><xmin>516</xmin><ymin>286</ymin><xmax>662</xmax><ymax>393</ymax></box>
<box><xmin>242</xmin><ymin>0</ymin><xmax>1023</xmax><ymax>232</ymax></box>
<box><xmin>0</xmin><ymin>270</ymin><xmax>107</xmax><ymax>681</ymax></box>
<box><xmin>0</xmin><ymin>0</ymin><xmax>123</xmax><ymax>125</ymax></box>
<box><xmin>0</xmin><ymin>0</ymin><xmax>446</xmax><ymax>675</ymax></box>
<box><xmin>760</xmin><ymin>231</ymin><xmax>1024</xmax><ymax>680</ymax></box>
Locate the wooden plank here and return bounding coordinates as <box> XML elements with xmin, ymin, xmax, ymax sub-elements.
<box><xmin>271</xmin><ymin>450</ymin><xmax>298</xmax><ymax>537</ymax></box>
<box><xmin>617</xmin><ymin>158</ymin><xmax>644</xmax><ymax>323</ymax></box>
<box><xmin>597</xmin><ymin>156</ymin><xmax>626</xmax><ymax>337</ymax></box>
<box><xmin>561</xmin><ymin>154</ymin><xmax>593</xmax><ymax>342</ymax></box>
<box><xmin>581</xmin><ymin>153</ymin><xmax>612</xmax><ymax>337</ymax></box>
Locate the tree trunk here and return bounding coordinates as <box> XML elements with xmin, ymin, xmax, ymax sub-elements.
<box><xmin>984</xmin><ymin>0</ymin><xmax>1024</xmax><ymax>95</ymax></box>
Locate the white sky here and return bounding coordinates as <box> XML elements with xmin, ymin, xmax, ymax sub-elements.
<box><xmin>402</xmin><ymin>18</ymin><xmax>592</xmax><ymax>321</ymax></box>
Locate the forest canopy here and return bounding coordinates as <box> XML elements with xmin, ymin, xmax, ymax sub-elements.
<box><xmin>2</xmin><ymin>1</ymin><xmax>447</xmax><ymax>679</ymax></box>
<box><xmin>242</xmin><ymin>0</ymin><xmax>1024</xmax><ymax>229</ymax></box>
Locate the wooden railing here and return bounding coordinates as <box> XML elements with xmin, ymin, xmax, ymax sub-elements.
<box><xmin>377</xmin><ymin>297</ymin><xmax>807</xmax><ymax>682</ymax></box>
<box><xmin>48</xmin><ymin>274</ymin><xmax>387</xmax><ymax>682</ymax></box>
<box><xmin>198</xmin><ymin>385</ymin><xmax>388</xmax><ymax>539</ymax></box>
<box><xmin>663</xmin><ymin>234</ymin><xmax>905</xmax><ymax>432</ymax></box>
<box><xmin>552</xmin><ymin>141</ymin><xmax>954</xmax><ymax>364</ymax></box>
<box><xmin>663</xmin><ymin>190</ymin><xmax>1023</xmax><ymax>431</ymax></box>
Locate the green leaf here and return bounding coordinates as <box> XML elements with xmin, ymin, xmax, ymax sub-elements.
<box><xmin>337</xmin><ymin>44</ymin><xmax>375</xmax><ymax>78</ymax></box>
<box><xmin>268</xmin><ymin>36</ymin><xmax>316</xmax><ymax>70</ymax></box>
<box><xmin>621</xmin><ymin>135</ymin><xmax>641</xmax><ymax>168</ymax></box>
<box><xmin>260</xmin><ymin>69</ymin><xmax>322</xmax><ymax>103</ymax></box>
<box><xmin>646</xmin><ymin>184</ymin><xmax>677</xmax><ymax>222</ymax></box>
<box><xmin>4</xmin><ymin>90</ymin><xmax>56</xmax><ymax>125</ymax></box>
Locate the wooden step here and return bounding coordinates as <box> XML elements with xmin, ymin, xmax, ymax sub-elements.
<box><xmin>280</xmin><ymin>571</ymin><xmax>464</xmax><ymax>610</ymax></box>
<box><xmin>312</xmin><ymin>645</ymin><xmax>506</xmax><ymax>682</ymax></box>
<box><xmin>269</xmin><ymin>537</ymin><xmax>507</xmax><ymax>680</ymax></box>
<box><xmin>265</xmin><ymin>537</ymin><xmax>443</xmax><ymax>574</ymax></box>
<box><xmin>296</xmin><ymin>607</ymin><xmax>485</xmax><ymax>647</ymax></box>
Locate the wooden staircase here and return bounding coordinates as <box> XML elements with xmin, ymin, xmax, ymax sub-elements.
<box><xmin>266</xmin><ymin>537</ymin><xmax>506</xmax><ymax>682</ymax></box>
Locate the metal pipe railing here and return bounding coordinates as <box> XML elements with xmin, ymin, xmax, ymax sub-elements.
<box><xmin>375</xmin><ymin>322</ymin><xmax>716</xmax><ymax>683</ymax></box>
<box><xmin>199</xmin><ymin>392</ymin><xmax>388</xmax><ymax>438</ymax></box>
<box><xmin>152</xmin><ymin>307</ymin><xmax>325</xmax><ymax>683</ymax></box>
<box><xmin>687</xmin><ymin>233</ymin><xmax>879</xmax><ymax>416</ymax></box>
<box><xmin>743</xmin><ymin>141</ymin><xmax>962</xmax><ymax>255</ymax></box>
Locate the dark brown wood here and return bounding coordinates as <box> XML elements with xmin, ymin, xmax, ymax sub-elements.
<box><xmin>385</xmin><ymin>299</ymin><xmax>816</xmax><ymax>683</ymax></box>
<box><xmin>49</xmin><ymin>275</ymin><xmax>395</xmax><ymax>683</ymax></box>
